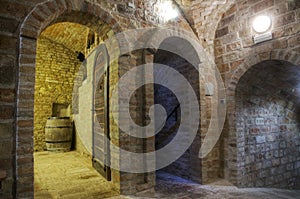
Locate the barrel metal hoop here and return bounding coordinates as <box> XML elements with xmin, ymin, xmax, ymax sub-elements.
<box><xmin>46</xmin><ymin>140</ymin><xmax>71</xmax><ymax>143</ymax></box>
<box><xmin>45</xmin><ymin>126</ymin><xmax>71</xmax><ymax>128</ymax></box>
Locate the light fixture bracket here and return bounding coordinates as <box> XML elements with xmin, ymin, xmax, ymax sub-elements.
<box><xmin>253</xmin><ymin>32</ymin><xmax>273</xmax><ymax>44</ymax></box>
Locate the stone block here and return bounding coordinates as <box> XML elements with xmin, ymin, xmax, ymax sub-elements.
<box><xmin>220</xmin><ymin>15</ymin><xmax>235</xmax><ymax>28</ymax></box>
<box><xmin>295</xmin><ymin>161</ymin><xmax>300</xmax><ymax>169</ymax></box>
<box><xmin>288</xmin><ymin>35</ymin><xmax>300</xmax><ymax>48</ymax></box>
<box><xmin>256</xmin><ymin>136</ymin><xmax>266</xmax><ymax>144</ymax></box>
<box><xmin>0</xmin><ymin>88</ymin><xmax>15</xmax><ymax>103</ymax></box>
<box><xmin>281</xmin><ymin>157</ymin><xmax>289</xmax><ymax>164</ymax></box>
<box><xmin>252</xmin><ymin>0</ymin><xmax>274</xmax><ymax>13</ymax></box>
<box><xmin>272</xmin><ymin>159</ymin><xmax>280</xmax><ymax>167</ymax></box>
<box><xmin>216</xmin><ymin>27</ymin><xmax>229</xmax><ymax>38</ymax></box>
<box><xmin>0</xmin><ymin>55</ymin><xmax>16</xmax><ymax>84</ymax></box>
<box><xmin>279</xmin><ymin>141</ymin><xmax>286</xmax><ymax>149</ymax></box>
<box><xmin>0</xmin><ymin>17</ymin><xmax>19</xmax><ymax>34</ymax></box>
<box><xmin>0</xmin><ymin>105</ymin><xmax>14</xmax><ymax>120</ymax></box>
<box><xmin>287</xmin><ymin>0</ymin><xmax>300</xmax><ymax>11</ymax></box>
<box><xmin>0</xmin><ymin>139</ymin><xmax>13</xmax><ymax>157</ymax></box>
<box><xmin>225</xmin><ymin>5</ymin><xmax>237</xmax><ymax>16</ymax></box>
<box><xmin>0</xmin><ymin>123</ymin><xmax>13</xmax><ymax>139</ymax></box>
<box><xmin>274</xmin><ymin>12</ymin><xmax>296</xmax><ymax>28</ymax></box>
<box><xmin>223</xmin><ymin>52</ymin><xmax>239</xmax><ymax>63</ymax></box>
<box><xmin>0</xmin><ymin>1</ymin><xmax>29</xmax><ymax>19</ymax></box>
<box><xmin>287</xmin><ymin>163</ymin><xmax>294</xmax><ymax>171</ymax></box>
<box><xmin>273</xmin><ymin>39</ymin><xmax>288</xmax><ymax>49</ymax></box>
<box><xmin>227</xmin><ymin>41</ymin><xmax>242</xmax><ymax>52</ymax></box>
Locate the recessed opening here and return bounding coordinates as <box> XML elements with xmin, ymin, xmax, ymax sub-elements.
<box><xmin>153</xmin><ymin>37</ymin><xmax>201</xmax><ymax>190</ymax></box>
<box><xmin>33</xmin><ymin>21</ymin><xmax>117</xmax><ymax>198</ymax></box>
<box><xmin>236</xmin><ymin>60</ymin><xmax>300</xmax><ymax>189</ymax></box>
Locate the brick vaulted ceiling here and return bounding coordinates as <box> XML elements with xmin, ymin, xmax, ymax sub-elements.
<box><xmin>37</xmin><ymin>0</ymin><xmax>239</xmax><ymax>53</ymax></box>
<box><xmin>174</xmin><ymin>0</ymin><xmax>235</xmax><ymax>41</ymax></box>
<box><xmin>39</xmin><ymin>9</ymin><xmax>116</xmax><ymax>56</ymax></box>
<box><xmin>38</xmin><ymin>0</ymin><xmax>238</xmax><ymax>55</ymax></box>
<box><xmin>40</xmin><ymin>22</ymin><xmax>90</xmax><ymax>54</ymax></box>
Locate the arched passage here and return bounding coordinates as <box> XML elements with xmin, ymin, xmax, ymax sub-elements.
<box><xmin>213</xmin><ymin>0</ymin><xmax>300</xmax><ymax>186</ymax></box>
<box><xmin>235</xmin><ymin>60</ymin><xmax>300</xmax><ymax>189</ymax></box>
<box><xmin>223</xmin><ymin>50</ymin><xmax>300</xmax><ymax>187</ymax></box>
<box><xmin>16</xmin><ymin>0</ymin><xmax>122</xmax><ymax>197</ymax></box>
<box><xmin>153</xmin><ymin>36</ymin><xmax>202</xmax><ymax>184</ymax></box>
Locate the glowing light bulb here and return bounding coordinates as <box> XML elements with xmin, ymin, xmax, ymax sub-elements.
<box><xmin>252</xmin><ymin>15</ymin><xmax>272</xmax><ymax>33</ymax></box>
<box><xmin>157</xmin><ymin>1</ymin><xmax>178</xmax><ymax>22</ymax></box>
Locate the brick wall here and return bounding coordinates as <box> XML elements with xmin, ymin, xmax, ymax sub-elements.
<box><xmin>14</xmin><ymin>0</ymin><xmax>125</xmax><ymax>197</ymax></box>
<box><xmin>0</xmin><ymin>36</ymin><xmax>16</xmax><ymax>197</ymax></box>
<box><xmin>214</xmin><ymin>0</ymin><xmax>300</xmax><ymax>187</ymax></box>
<box><xmin>236</xmin><ymin>60</ymin><xmax>300</xmax><ymax>188</ymax></box>
<box><xmin>154</xmin><ymin>49</ymin><xmax>201</xmax><ymax>183</ymax></box>
<box><xmin>34</xmin><ymin>37</ymin><xmax>81</xmax><ymax>151</ymax></box>
<box><xmin>1</xmin><ymin>0</ymin><xmax>297</xmax><ymax>196</ymax></box>
<box><xmin>0</xmin><ymin>1</ymin><xmax>36</xmax><ymax>197</ymax></box>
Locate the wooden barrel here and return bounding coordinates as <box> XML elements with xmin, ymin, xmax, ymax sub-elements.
<box><xmin>45</xmin><ymin>117</ymin><xmax>72</xmax><ymax>152</ymax></box>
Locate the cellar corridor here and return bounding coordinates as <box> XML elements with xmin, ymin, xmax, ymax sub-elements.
<box><xmin>1</xmin><ymin>0</ymin><xmax>300</xmax><ymax>198</ymax></box>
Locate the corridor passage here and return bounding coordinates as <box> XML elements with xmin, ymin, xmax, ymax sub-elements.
<box><xmin>34</xmin><ymin>151</ymin><xmax>300</xmax><ymax>198</ymax></box>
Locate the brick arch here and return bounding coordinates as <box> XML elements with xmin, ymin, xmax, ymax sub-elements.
<box><xmin>20</xmin><ymin>0</ymin><xmax>122</xmax><ymax>39</ymax></box>
<box><xmin>142</xmin><ymin>31</ymin><xmax>228</xmax><ymax>183</ymax></box>
<box><xmin>229</xmin><ymin>50</ymin><xmax>300</xmax><ymax>93</ymax></box>
<box><xmin>184</xmin><ymin>0</ymin><xmax>236</xmax><ymax>54</ymax></box>
<box><xmin>200</xmin><ymin>0</ymin><xmax>236</xmax><ymax>43</ymax></box>
<box><xmin>16</xmin><ymin>0</ymin><xmax>123</xmax><ymax>197</ymax></box>
<box><xmin>224</xmin><ymin>50</ymin><xmax>300</xmax><ymax>186</ymax></box>
<box><xmin>227</xmin><ymin>50</ymin><xmax>300</xmax><ymax>128</ymax></box>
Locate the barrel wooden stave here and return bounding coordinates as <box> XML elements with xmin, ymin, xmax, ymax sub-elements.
<box><xmin>45</xmin><ymin>117</ymin><xmax>72</xmax><ymax>152</ymax></box>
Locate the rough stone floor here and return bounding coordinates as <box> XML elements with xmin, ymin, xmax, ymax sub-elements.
<box><xmin>154</xmin><ymin>172</ymin><xmax>300</xmax><ymax>199</ymax></box>
<box><xmin>34</xmin><ymin>151</ymin><xmax>300</xmax><ymax>199</ymax></box>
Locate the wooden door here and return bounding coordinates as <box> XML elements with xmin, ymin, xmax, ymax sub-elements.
<box><xmin>92</xmin><ymin>44</ymin><xmax>111</xmax><ymax>180</ymax></box>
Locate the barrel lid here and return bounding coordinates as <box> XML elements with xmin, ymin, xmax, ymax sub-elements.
<box><xmin>47</xmin><ymin>117</ymin><xmax>70</xmax><ymax>120</ymax></box>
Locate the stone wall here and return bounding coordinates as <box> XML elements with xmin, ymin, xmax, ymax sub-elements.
<box><xmin>116</xmin><ymin>51</ymin><xmax>156</xmax><ymax>196</ymax></box>
<box><xmin>0</xmin><ymin>31</ymin><xmax>16</xmax><ymax>197</ymax></box>
<box><xmin>34</xmin><ymin>37</ymin><xmax>81</xmax><ymax>151</ymax></box>
<box><xmin>214</xmin><ymin>0</ymin><xmax>300</xmax><ymax>186</ymax></box>
<box><xmin>0</xmin><ymin>0</ymin><xmax>231</xmax><ymax>196</ymax></box>
<box><xmin>236</xmin><ymin>60</ymin><xmax>300</xmax><ymax>188</ymax></box>
<box><xmin>0</xmin><ymin>1</ymin><xmax>34</xmax><ymax>197</ymax></box>
<box><xmin>6</xmin><ymin>0</ymin><xmax>300</xmax><ymax>197</ymax></box>
<box><xmin>154</xmin><ymin>49</ymin><xmax>201</xmax><ymax>183</ymax></box>
<box><xmin>2</xmin><ymin>0</ymin><xmax>198</xmax><ymax>196</ymax></box>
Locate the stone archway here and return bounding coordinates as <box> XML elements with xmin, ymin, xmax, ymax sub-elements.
<box><xmin>235</xmin><ymin>59</ymin><xmax>300</xmax><ymax>189</ymax></box>
<box><xmin>153</xmin><ymin>36</ymin><xmax>202</xmax><ymax>183</ymax></box>
<box><xmin>141</xmin><ymin>29</ymin><xmax>223</xmax><ymax>185</ymax></box>
<box><xmin>15</xmin><ymin>0</ymin><xmax>122</xmax><ymax>197</ymax></box>
<box><xmin>225</xmin><ymin>50</ymin><xmax>300</xmax><ymax>188</ymax></box>
<box><xmin>213</xmin><ymin>0</ymin><xmax>300</xmax><ymax>185</ymax></box>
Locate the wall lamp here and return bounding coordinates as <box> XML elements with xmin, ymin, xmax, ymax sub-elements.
<box><xmin>156</xmin><ymin>0</ymin><xmax>178</xmax><ymax>22</ymax></box>
<box><xmin>252</xmin><ymin>15</ymin><xmax>273</xmax><ymax>44</ymax></box>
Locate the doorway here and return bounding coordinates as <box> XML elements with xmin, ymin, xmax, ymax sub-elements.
<box><xmin>92</xmin><ymin>44</ymin><xmax>111</xmax><ymax>181</ymax></box>
<box><xmin>33</xmin><ymin>22</ymin><xmax>115</xmax><ymax>198</ymax></box>
<box><xmin>153</xmin><ymin>37</ymin><xmax>202</xmax><ymax>186</ymax></box>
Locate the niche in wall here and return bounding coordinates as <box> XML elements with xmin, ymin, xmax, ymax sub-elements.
<box><xmin>236</xmin><ymin>60</ymin><xmax>300</xmax><ymax>189</ymax></box>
